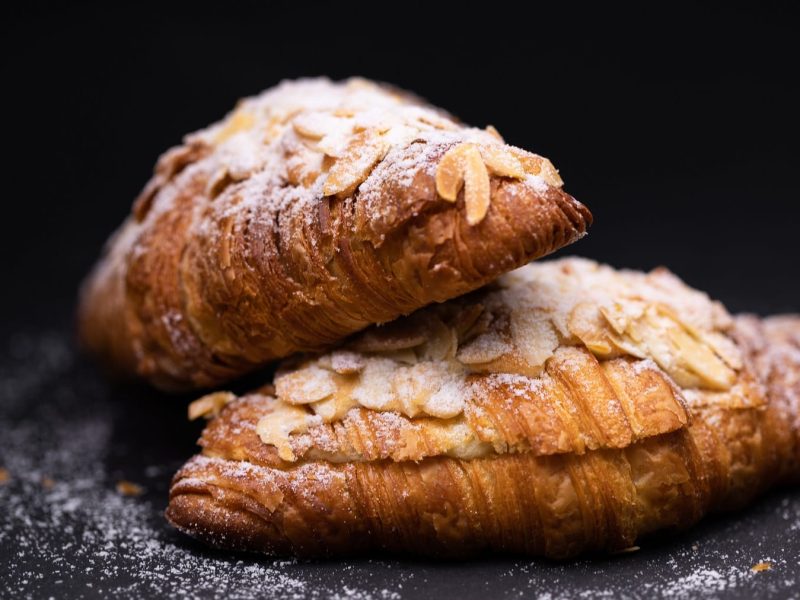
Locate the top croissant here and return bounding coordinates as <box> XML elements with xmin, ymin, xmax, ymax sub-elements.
<box><xmin>78</xmin><ymin>77</ymin><xmax>592</xmax><ymax>391</ymax></box>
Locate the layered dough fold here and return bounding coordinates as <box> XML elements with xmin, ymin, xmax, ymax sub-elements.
<box><xmin>167</xmin><ymin>258</ymin><xmax>800</xmax><ymax>557</ymax></box>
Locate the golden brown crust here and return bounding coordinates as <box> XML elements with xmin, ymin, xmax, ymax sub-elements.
<box><xmin>78</xmin><ymin>78</ymin><xmax>591</xmax><ymax>390</ymax></box>
<box><xmin>166</xmin><ymin>260</ymin><xmax>800</xmax><ymax>558</ymax></box>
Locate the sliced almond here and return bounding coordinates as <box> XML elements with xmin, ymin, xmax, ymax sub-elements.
<box><xmin>511</xmin><ymin>150</ymin><xmax>542</xmax><ymax>175</ymax></box>
<box><xmin>511</xmin><ymin>151</ymin><xmax>564</xmax><ymax>187</ymax></box>
<box><xmin>333</xmin><ymin>107</ymin><xmax>356</xmax><ymax>118</ymax></box>
<box><xmin>457</xmin><ymin>331</ymin><xmax>511</xmax><ymax>365</ymax></box>
<box><xmin>539</xmin><ymin>157</ymin><xmax>564</xmax><ymax>187</ymax></box>
<box><xmin>188</xmin><ymin>391</ymin><xmax>236</xmax><ymax>421</ymax></box>
<box><xmin>420</xmin><ymin>317</ymin><xmax>458</xmax><ymax>361</ymax></box>
<box><xmin>292</xmin><ymin>113</ymin><xmax>328</xmax><ymax>139</ymax></box>
<box><xmin>485</xmin><ymin>125</ymin><xmax>504</xmax><ymax>142</ymax></box>
<box><xmin>479</xmin><ymin>145</ymin><xmax>526</xmax><ymax>179</ymax></box>
<box><xmin>435</xmin><ymin>144</ymin><xmax>467</xmax><ymax>202</ymax></box>
<box><xmin>256</xmin><ymin>404</ymin><xmax>311</xmax><ymax>462</ymax></box>
<box><xmin>285</xmin><ymin>141</ymin><xmax>325</xmax><ymax>187</ymax></box>
<box><xmin>666</xmin><ymin>325</ymin><xmax>736</xmax><ymax>390</ymax></box>
<box><xmin>462</xmin><ymin>144</ymin><xmax>491</xmax><ymax>225</ymax></box>
<box><xmin>275</xmin><ymin>365</ymin><xmax>336</xmax><ymax>404</ymax></box>
<box><xmin>330</xmin><ymin>350</ymin><xmax>366</xmax><ymax>375</ymax></box>
<box><xmin>323</xmin><ymin>129</ymin><xmax>388</xmax><ymax>196</ymax></box>
<box><xmin>351</xmin><ymin>318</ymin><xmax>428</xmax><ymax>352</ymax></box>
<box><xmin>417</xmin><ymin>112</ymin><xmax>457</xmax><ymax>130</ymax></box>
<box><xmin>509</xmin><ymin>308</ymin><xmax>559</xmax><ymax>371</ymax></box>
<box><xmin>214</xmin><ymin>109</ymin><xmax>255</xmax><ymax>144</ymax></box>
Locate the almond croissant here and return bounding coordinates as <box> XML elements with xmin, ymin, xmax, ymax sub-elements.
<box><xmin>78</xmin><ymin>78</ymin><xmax>591</xmax><ymax>391</ymax></box>
<box><xmin>166</xmin><ymin>258</ymin><xmax>800</xmax><ymax>558</ymax></box>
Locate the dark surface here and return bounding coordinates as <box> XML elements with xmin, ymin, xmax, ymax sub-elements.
<box><xmin>1</xmin><ymin>2</ymin><xmax>799</xmax><ymax>599</ymax></box>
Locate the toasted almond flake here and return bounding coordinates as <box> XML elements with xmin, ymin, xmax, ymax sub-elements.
<box><xmin>188</xmin><ymin>391</ymin><xmax>236</xmax><ymax>421</ymax></box>
<box><xmin>276</xmin><ymin>365</ymin><xmax>337</xmax><ymax>404</ymax></box>
<box><xmin>513</xmin><ymin>151</ymin><xmax>543</xmax><ymax>175</ymax></box>
<box><xmin>539</xmin><ymin>157</ymin><xmax>564</xmax><ymax>187</ymax></box>
<box><xmin>751</xmin><ymin>562</ymin><xmax>772</xmax><ymax>573</ymax></box>
<box><xmin>291</xmin><ymin>113</ymin><xmax>328</xmax><ymax>139</ymax></box>
<box><xmin>351</xmin><ymin>322</ymin><xmax>427</xmax><ymax>352</ymax></box>
<box><xmin>666</xmin><ymin>325</ymin><xmax>736</xmax><ymax>390</ymax></box>
<box><xmin>435</xmin><ymin>143</ymin><xmax>467</xmax><ymax>202</ymax></box>
<box><xmin>457</xmin><ymin>331</ymin><xmax>511</xmax><ymax>365</ymax></box>
<box><xmin>417</xmin><ymin>112</ymin><xmax>458</xmax><ymax>130</ymax></box>
<box><xmin>485</xmin><ymin>124</ymin><xmax>504</xmax><ymax>141</ymax></box>
<box><xmin>214</xmin><ymin>110</ymin><xmax>255</xmax><ymax>144</ymax></box>
<box><xmin>513</xmin><ymin>151</ymin><xmax>564</xmax><ymax>186</ymax></box>
<box><xmin>330</xmin><ymin>350</ymin><xmax>366</xmax><ymax>374</ymax></box>
<box><xmin>462</xmin><ymin>144</ymin><xmax>491</xmax><ymax>225</ymax></box>
<box><xmin>256</xmin><ymin>404</ymin><xmax>310</xmax><ymax>461</ymax></box>
<box><xmin>421</xmin><ymin>317</ymin><xmax>458</xmax><ymax>361</ymax></box>
<box><xmin>510</xmin><ymin>308</ymin><xmax>559</xmax><ymax>370</ymax></box>
<box><xmin>116</xmin><ymin>480</ymin><xmax>144</xmax><ymax>497</ymax></box>
<box><xmin>309</xmin><ymin>384</ymin><xmax>359</xmax><ymax>421</ymax></box>
<box><xmin>263</xmin><ymin>117</ymin><xmax>285</xmax><ymax>143</ymax></box>
<box><xmin>333</xmin><ymin>107</ymin><xmax>356</xmax><ymax>118</ymax></box>
<box><xmin>479</xmin><ymin>145</ymin><xmax>526</xmax><ymax>179</ymax></box>
<box><xmin>322</xmin><ymin>129</ymin><xmax>388</xmax><ymax>196</ymax></box>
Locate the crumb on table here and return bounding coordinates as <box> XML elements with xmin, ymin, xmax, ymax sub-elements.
<box><xmin>116</xmin><ymin>480</ymin><xmax>145</xmax><ymax>497</ymax></box>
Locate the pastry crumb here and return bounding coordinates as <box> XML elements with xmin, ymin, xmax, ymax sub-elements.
<box><xmin>0</xmin><ymin>467</ymin><xmax>9</xmax><ymax>483</ymax></box>
<box><xmin>613</xmin><ymin>545</ymin><xmax>641</xmax><ymax>555</ymax></box>
<box><xmin>751</xmin><ymin>562</ymin><xmax>772</xmax><ymax>573</ymax></box>
<box><xmin>116</xmin><ymin>480</ymin><xmax>144</xmax><ymax>497</ymax></box>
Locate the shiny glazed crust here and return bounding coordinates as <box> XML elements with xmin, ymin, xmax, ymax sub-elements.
<box><xmin>166</xmin><ymin>260</ymin><xmax>800</xmax><ymax>558</ymax></box>
<box><xmin>77</xmin><ymin>78</ymin><xmax>591</xmax><ymax>391</ymax></box>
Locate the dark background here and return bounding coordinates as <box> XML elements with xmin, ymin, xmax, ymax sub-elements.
<box><xmin>1</xmin><ymin>3</ymin><xmax>800</xmax><ymax>599</ymax></box>
<box><xmin>2</xmin><ymin>1</ymin><xmax>799</xmax><ymax>330</ymax></box>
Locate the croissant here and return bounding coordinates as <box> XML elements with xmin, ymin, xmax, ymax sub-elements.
<box><xmin>166</xmin><ymin>258</ymin><xmax>800</xmax><ymax>558</ymax></box>
<box><xmin>78</xmin><ymin>77</ymin><xmax>591</xmax><ymax>391</ymax></box>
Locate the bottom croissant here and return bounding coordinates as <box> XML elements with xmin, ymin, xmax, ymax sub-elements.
<box><xmin>166</xmin><ymin>261</ymin><xmax>799</xmax><ymax>558</ymax></box>
<box><xmin>166</xmin><ymin>317</ymin><xmax>798</xmax><ymax>559</ymax></box>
